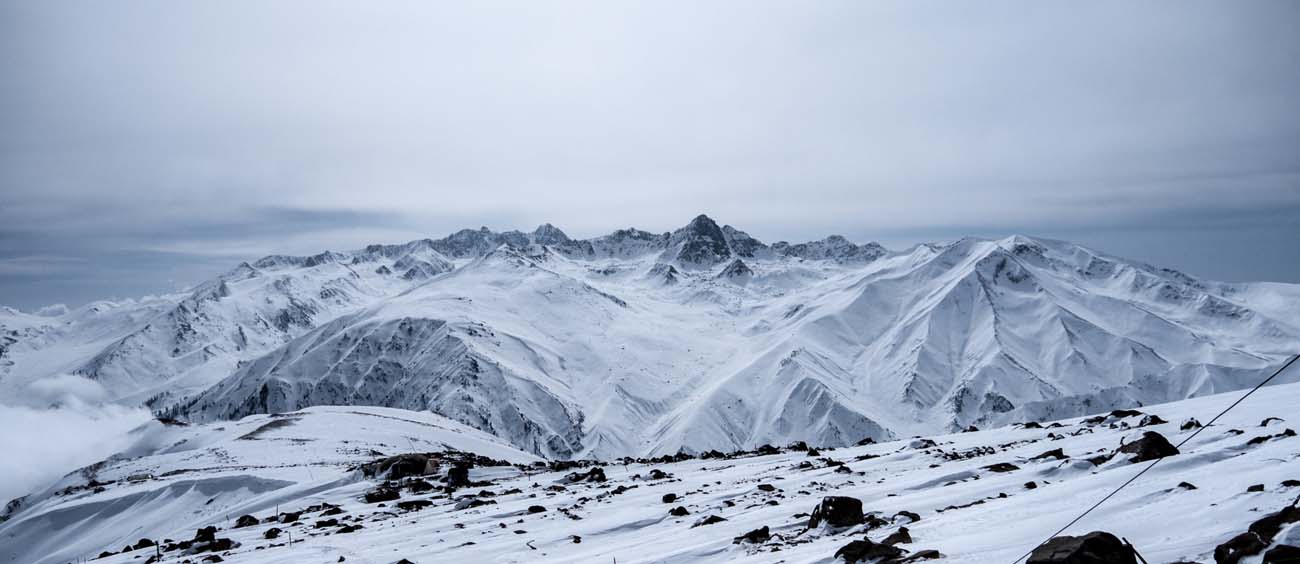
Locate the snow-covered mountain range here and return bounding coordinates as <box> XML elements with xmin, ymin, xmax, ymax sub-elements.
<box><xmin>3</xmin><ymin>215</ymin><xmax>1298</xmax><ymax>459</ymax></box>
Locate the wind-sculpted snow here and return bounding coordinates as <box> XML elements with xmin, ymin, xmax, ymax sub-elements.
<box><xmin>5</xmin><ymin>382</ymin><xmax>1299</xmax><ymax>564</ymax></box>
<box><xmin>3</xmin><ymin>216</ymin><xmax>1299</xmax><ymax>460</ymax></box>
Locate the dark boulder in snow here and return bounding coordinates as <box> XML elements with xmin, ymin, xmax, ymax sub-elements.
<box><xmin>692</xmin><ymin>515</ymin><xmax>727</xmax><ymax>527</ymax></box>
<box><xmin>894</xmin><ymin>510</ymin><xmax>920</xmax><ymax>523</ymax></box>
<box><xmin>662</xmin><ymin>493</ymin><xmax>678</xmax><ymax>503</ymax></box>
<box><xmin>194</xmin><ymin>526</ymin><xmax>217</xmax><ymax>543</ymax></box>
<box><xmin>447</xmin><ymin>462</ymin><xmax>471</xmax><ymax>488</ymax></box>
<box><xmin>565</xmin><ymin>467</ymin><xmax>607</xmax><ymax>483</ymax></box>
<box><xmin>263</xmin><ymin>527</ymin><xmax>281</xmax><ymax>539</ymax></box>
<box><xmin>527</xmin><ymin>505</ymin><xmax>546</xmax><ymax>513</ymax></box>
<box><xmin>234</xmin><ymin>514</ymin><xmax>259</xmax><ymax>528</ymax></box>
<box><xmin>882</xmin><ymin>526</ymin><xmax>912</xmax><ymax>545</ymax></box>
<box><xmin>1117</xmin><ymin>431</ymin><xmax>1179</xmax><ymax>463</ymax></box>
<box><xmin>834</xmin><ymin>539</ymin><xmax>904</xmax><ymax>563</ymax></box>
<box><xmin>1032</xmin><ymin>448</ymin><xmax>1066</xmax><ymax>461</ymax></box>
<box><xmin>364</xmin><ymin>487</ymin><xmax>400</xmax><ymax>503</ymax></box>
<box><xmin>364</xmin><ymin>454</ymin><xmax>436</xmax><ymax>480</ymax></box>
<box><xmin>1264</xmin><ymin>545</ymin><xmax>1300</xmax><ymax>563</ymax></box>
<box><xmin>732</xmin><ymin>525</ymin><xmax>770</xmax><ymax>544</ymax></box>
<box><xmin>1215</xmin><ymin>532</ymin><xmax>1267</xmax><ymax>563</ymax></box>
<box><xmin>1248</xmin><ymin>505</ymin><xmax>1300</xmax><ymax>543</ymax></box>
<box><xmin>808</xmin><ymin>496</ymin><xmax>864</xmax><ymax>529</ymax></box>
<box><xmin>1139</xmin><ymin>414</ymin><xmax>1167</xmax><ymax>427</ymax></box>
<box><xmin>1027</xmin><ymin>531</ymin><xmax>1136</xmax><ymax>564</ymax></box>
<box><xmin>983</xmin><ymin>462</ymin><xmax>1020</xmax><ymax>473</ymax></box>
<box><xmin>669</xmin><ymin>506</ymin><xmax>690</xmax><ymax>517</ymax></box>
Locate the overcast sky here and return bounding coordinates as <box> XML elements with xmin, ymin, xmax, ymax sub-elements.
<box><xmin>2</xmin><ymin>1</ymin><xmax>1298</xmax><ymax>310</ymax></box>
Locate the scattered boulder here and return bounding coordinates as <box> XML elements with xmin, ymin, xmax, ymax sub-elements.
<box><xmin>808</xmin><ymin>448</ymin><xmax>822</xmax><ymax>457</ymax></box>
<box><xmin>133</xmin><ymin>539</ymin><xmax>155</xmax><ymax>550</ymax></box>
<box><xmin>669</xmin><ymin>506</ymin><xmax>690</xmax><ymax>517</ymax></box>
<box><xmin>757</xmin><ymin>484</ymin><xmax>776</xmax><ymax>492</ymax></box>
<box><xmin>1246</xmin><ymin>484</ymin><xmax>1265</xmax><ymax>492</ymax></box>
<box><xmin>984</xmin><ymin>462</ymin><xmax>1020</xmax><ymax>473</ymax></box>
<box><xmin>1247</xmin><ymin>505</ymin><xmax>1300</xmax><ymax>543</ymax></box>
<box><xmin>856</xmin><ymin>437</ymin><xmax>876</xmax><ymax>446</ymax></box>
<box><xmin>1181</xmin><ymin>418</ymin><xmax>1203</xmax><ymax>430</ymax></box>
<box><xmin>882</xmin><ymin>526</ymin><xmax>912</xmax><ymax>545</ymax></box>
<box><xmin>1139</xmin><ymin>415</ymin><xmax>1168</xmax><ymax>427</ymax></box>
<box><xmin>1117</xmin><ymin>431</ymin><xmax>1179</xmax><ymax>463</ymax></box>
<box><xmin>692</xmin><ymin>515</ymin><xmax>727</xmax><ymax>527</ymax></box>
<box><xmin>1261</xmin><ymin>417</ymin><xmax>1285</xmax><ymax>427</ymax></box>
<box><xmin>363</xmin><ymin>453</ymin><xmax>437</xmax><ymax>480</ymax></box>
<box><xmin>397</xmin><ymin>499</ymin><xmax>432</xmax><ymax>511</ymax></box>
<box><xmin>280</xmin><ymin>511</ymin><xmax>301</xmax><ymax>523</ymax></box>
<box><xmin>1264</xmin><ymin>545</ymin><xmax>1300</xmax><ymax>564</ymax></box>
<box><xmin>1032</xmin><ymin>448</ymin><xmax>1066</xmax><ymax>461</ymax></box>
<box><xmin>1025</xmin><ymin>481</ymin><xmax>1038</xmax><ymax>490</ymax></box>
<box><xmin>263</xmin><ymin>528</ymin><xmax>281</xmax><ymax>540</ymax></box>
<box><xmin>565</xmin><ymin>467</ymin><xmax>607</xmax><ymax>483</ymax></box>
<box><xmin>662</xmin><ymin>493</ymin><xmax>678</xmax><ymax>503</ymax></box>
<box><xmin>447</xmin><ymin>462</ymin><xmax>471</xmax><ymax>488</ymax></box>
<box><xmin>1027</xmin><ymin>531</ymin><xmax>1136</xmax><ymax>564</ymax></box>
<box><xmin>1109</xmin><ymin>409</ymin><xmax>1143</xmax><ymax>419</ymax></box>
<box><xmin>314</xmin><ymin>518</ymin><xmax>338</xmax><ymax>528</ymax></box>
<box><xmin>194</xmin><ymin>527</ymin><xmax>217</xmax><ymax>543</ymax></box>
<box><xmin>732</xmin><ymin>526</ymin><xmax>770</xmax><ymax>544</ymax></box>
<box><xmin>895</xmin><ymin>510</ymin><xmax>921</xmax><ymax>523</ymax></box>
<box><xmin>808</xmin><ymin>496</ymin><xmax>864</xmax><ymax>529</ymax></box>
<box><xmin>1177</xmin><ymin>481</ymin><xmax>1198</xmax><ymax>490</ymax></box>
<box><xmin>834</xmin><ymin>539</ymin><xmax>904</xmax><ymax>563</ymax></box>
<box><xmin>365</xmin><ymin>487</ymin><xmax>401</xmax><ymax>504</ymax></box>
<box><xmin>1215</xmin><ymin>532</ymin><xmax>1267</xmax><ymax>564</ymax></box>
<box><xmin>234</xmin><ymin>514</ymin><xmax>259</xmax><ymax>528</ymax></box>
<box><xmin>527</xmin><ymin>505</ymin><xmax>546</xmax><ymax>514</ymax></box>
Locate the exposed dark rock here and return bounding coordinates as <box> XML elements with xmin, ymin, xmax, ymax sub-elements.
<box><xmin>133</xmin><ymin>539</ymin><xmax>155</xmax><ymax>550</ymax></box>
<box><xmin>757</xmin><ymin>484</ymin><xmax>777</xmax><ymax>492</ymax></box>
<box><xmin>669</xmin><ymin>506</ymin><xmax>690</xmax><ymax>517</ymax></box>
<box><xmin>1215</xmin><ymin>532</ymin><xmax>1267</xmax><ymax>564</ymax></box>
<box><xmin>1177</xmin><ymin>481</ymin><xmax>1197</xmax><ymax>490</ymax></box>
<box><xmin>692</xmin><ymin>515</ymin><xmax>727</xmax><ymax>527</ymax></box>
<box><xmin>1263</xmin><ymin>545</ymin><xmax>1300</xmax><ymax>564</ymax></box>
<box><xmin>315</xmin><ymin>518</ymin><xmax>338</xmax><ymax>528</ymax></box>
<box><xmin>1109</xmin><ymin>409</ymin><xmax>1144</xmax><ymax>419</ymax></box>
<box><xmin>882</xmin><ymin>526</ymin><xmax>912</xmax><ymax>545</ymax></box>
<box><xmin>263</xmin><ymin>528</ymin><xmax>281</xmax><ymax>540</ymax></box>
<box><xmin>834</xmin><ymin>539</ymin><xmax>904</xmax><ymax>563</ymax></box>
<box><xmin>363</xmin><ymin>454</ymin><xmax>437</xmax><ymax>480</ymax></box>
<box><xmin>732</xmin><ymin>526</ymin><xmax>770</xmax><ymax>544</ymax></box>
<box><xmin>984</xmin><ymin>462</ymin><xmax>1020</xmax><ymax>473</ymax></box>
<box><xmin>1033</xmin><ymin>448</ymin><xmax>1067</xmax><ymax>461</ymax></box>
<box><xmin>662</xmin><ymin>493</ymin><xmax>678</xmax><ymax>503</ymax></box>
<box><xmin>895</xmin><ymin>510</ymin><xmax>921</xmax><ymax>523</ymax></box>
<box><xmin>194</xmin><ymin>527</ymin><xmax>217</xmax><ymax>543</ymax></box>
<box><xmin>1025</xmin><ymin>481</ymin><xmax>1038</xmax><ymax>490</ymax></box>
<box><xmin>808</xmin><ymin>449</ymin><xmax>822</xmax><ymax>457</ymax></box>
<box><xmin>1261</xmin><ymin>417</ymin><xmax>1285</xmax><ymax>426</ymax></box>
<box><xmin>565</xmin><ymin>467</ymin><xmax>607</xmax><ymax>483</ymax></box>
<box><xmin>1248</xmin><ymin>505</ymin><xmax>1300</xmax><ymax>543</ymax></box>
<box><xmin>1117</xmin><ymin>431</ymin><xmax>1179</xmax><ymax>463</ymax></box>
<box><xmin>1181</xmin><ymin>418</ymin><xmax>1203</xmax><ymax>430</ymax></box>
<box><xmin>364</xmin><ymin>487</ymin><xmax>400</xmax><ymax>503</ymax></box>
<box><xmin>527</xmin><ymin>505</ymin><xmax>546</xmax><ymax>514</ymax></box>
<box><xmin>233</xmin><ymin>514</ymin><xmax>259</xmax><ymax>528</ymax></box>
<box><xmin>1139</xmin><ymin>415</ymin><xmax>1168</xmax><ymax>427</ymax></box>
<box><xmin>447</xmin><ymin>462</ymin><xmax>471</xmax><ymax>488</ymax></box>
<box><xmin>397</xmin><ymin>499</ymin><xmax>432</xmax><ymax>511</ymax></box>
<box><xmin>1246</xmin><ymin>484</ymin><xmax>1265</xmax><ymax>492</ymax></box>
<box><xmin>280</xmin><ymin>511</ymin><xmax>301</xmax><ymax>523</ymax></box>
<box><xmin>808</xmin><ymin>496</ymin><xmax>864</xmax><ymax>529</ymax></box>
<box><xmin>857</xmin><ymin>437</ymin><xmax>877</xmax><ymax>446</ymax></box>
<box><xmin>1027</xmin><ymin>531</ymin><xmax>1136</xmax><ymax>564</ymax></box>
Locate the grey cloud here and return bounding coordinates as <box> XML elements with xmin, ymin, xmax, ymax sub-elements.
<box><xmin>1</xmin><ymin>1</ymin><xmax>1298</xmax><ymax>309</ymax></box>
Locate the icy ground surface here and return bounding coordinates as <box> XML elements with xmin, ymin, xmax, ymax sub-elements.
<box><xmin>4</xmin><ymin>382</ymin><xmax>1299</xmax><ymax>564</ymax></box>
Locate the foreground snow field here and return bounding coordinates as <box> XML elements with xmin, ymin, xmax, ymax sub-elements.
<box><xmin>4</xmin><ymin>380</ymin><xmax>1299</xmax><ymax>564</ymax></box>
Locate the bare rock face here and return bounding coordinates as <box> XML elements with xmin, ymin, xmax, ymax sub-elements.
<box><xmin>1117</xmin><ymin>431</ymin><xmax>1179</xmax><ymax>463</ymax></box>
<box><xmin>1027</xmin><ymin>531</ymin><xmax>1137</xmax><ymax>564</ymax></box>
<box><xmin>808</xmin><ymin>496</ymin><xmax>864</xmax><ymax>529</ymax></box>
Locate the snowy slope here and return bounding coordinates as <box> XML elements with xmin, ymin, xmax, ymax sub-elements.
<box><xmin>0</xmin><ymin>406</ymin><xmax>538</xmax><ymax>564</ymax></box>
<box><xmin>4</xmin><ymin>216</ymin><xmax>1299</xmax><ymax>459</ymax></box>
<box><xmin>5</xmin><ymin>379</ymin><xmax>1299</xmax><ymax>564</ymax></box>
